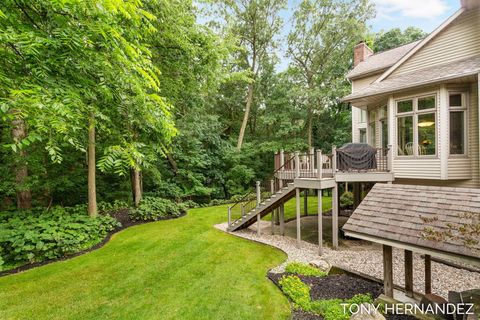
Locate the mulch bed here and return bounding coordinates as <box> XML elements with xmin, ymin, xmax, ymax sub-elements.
<box><xmin>269</xmin><ymin>273</ymin><xmax>383</xmax><ymax>301</ymax></box>
<box><xmin>270</xmin><ymin>272</ymin><xmax>419</xmax><ymax>320</ymax></box>
<box><xmin>0</xmin><ymin>209</ymin><xmax>185</xmax><ymax>277</ymax></box>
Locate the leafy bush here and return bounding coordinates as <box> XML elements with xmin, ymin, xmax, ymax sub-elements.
<box><xmin>278</xmin><ymin>274</ymin><xmax>373</xmax><ymax>319</ymax></box>
<box><xmin>0</xmin><ymin>207</ymin><xmax>120</xmax><ymax>269</ymax></box>
<box><xmin>310</xmin><ymin>294</ymin><xmax>373</xmax><ymax>320</ymax></box>
<box><xmin>98</xmin><ymin>200</ymin><xmax>130</xmax><ymax>213</ymax></box>
<box><xmin>340</xmin><ymin>191</ymin><xmax>354</xmax><ymax>209</ymax></box>
<box><xmin>129</xmin><ymin>197</ymin><xmax>183</xmax><ymax>221</ymax></box>
<box><xmin>285</xmin><ymin>262</ymin><xmax>327</xmax><ymax>277</ymax></box>
<box><xmin>278</xmin><ymin>275</ymin><xmax>312</xmax><ymax>310</ymax></box>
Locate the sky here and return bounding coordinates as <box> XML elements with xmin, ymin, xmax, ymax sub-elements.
<box><xmin>276</xmin><ymin>0</ymin><xmax>460</xmax><ymax>70</ymax></box>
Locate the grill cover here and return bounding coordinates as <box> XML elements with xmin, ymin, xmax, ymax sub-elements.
<box><xmin>336</xmin><ymin>143</ymin><xmax>377</xmax><ymax>171</ymax></box>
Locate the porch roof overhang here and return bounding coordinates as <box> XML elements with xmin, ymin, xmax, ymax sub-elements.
<box><xmin>342</xmin><ymin>184</ymin><xmax>480</xmax><ymax>267</ymax></box>
<box><xmin>341</xmin><ymin>56</ymin><xmax>480</xmax><ymax>106</ymax></box>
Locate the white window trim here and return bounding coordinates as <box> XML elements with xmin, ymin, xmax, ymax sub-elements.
<box><xmin>448</xmin><ymin>91</ymin><xmax>469</xmax><ymax>158</ymax></box>
<box><xmin>395</xmin><ymin>92</ymin><xmax>438</xmax><ymax>158</ymax></box>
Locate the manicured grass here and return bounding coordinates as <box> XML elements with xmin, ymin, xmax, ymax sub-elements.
<box><xmin>264</xmin><ymin>195</ymin><xmax>332</xmax><ymax>222</ymax></box>
<box><xmin>0</xmin><ymin>206</ymin><xmax>290</xmax><ymax>320</ymax></box>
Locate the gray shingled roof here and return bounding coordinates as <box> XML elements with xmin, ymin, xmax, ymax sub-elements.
<box><xmin>343</xmin><ymin>184</ymin><xmax>480</xmax><ymax>260</ymax></box>
<box><xmin>342</xmin><ymin>55</ymin><xmax>480</xmax><ymax>102</ymax></box>
<box><xmin>346</xmin><ymin>41</ymin><xmax>420</xmax><ymax>79</ymax></box>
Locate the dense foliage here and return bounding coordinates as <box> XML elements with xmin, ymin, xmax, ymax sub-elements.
<box><xmin>0</xmin><ymin>207</ymin><xmax>119</xmax><ymax>270</ymax></box>
<box><xmin>278</xmin><ymin>275</ymin><xmax>373</xmax><ymax>319</ymax></box>
<box><xmin>0</xmin><ymin>0</ymin><xmax>429</xmax><ymax>238</ymax></box>
<box><xmin>285</xmin><ymin>262</ymin><xmax>327</xmax><ymax>277</ymax></box>
<box><xmin>129</xmin><ymin>197</ymin><xmax>184</xmax><ymax>221</ymax></box>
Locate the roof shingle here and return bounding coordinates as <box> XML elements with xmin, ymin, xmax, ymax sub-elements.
<box><xmin>346</xmin><ymin>41</ymin><xmax>420</xmax><ymax>79</ymax></box>
<box><xmin>342</xmin><ymin>55</ymin><xmax>480</xmax><ymax>102</ymax></box>
<box><xmin>343</xmin><ymin>184</ymin><xmax>480</xmax><ymax>260</ymax></box>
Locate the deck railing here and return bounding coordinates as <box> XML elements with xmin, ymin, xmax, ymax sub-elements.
<box><xmin>228</xmin><ymin>145</ymin><xmax>392</xmax><ymax>228</ymax></box>
<box><xmin>334</xmin><ymin>146</ymin><xmax>392</xmax><ymax>173</ymax></box>
<box><xmin>228</xmin><ymin>155</ymin><xmax>295</xmax><ymax>228</ymax></box>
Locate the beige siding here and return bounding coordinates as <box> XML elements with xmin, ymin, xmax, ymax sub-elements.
<box><xmin>351</xmin><ymin>74</ymin><xmax>380</xmax><ymax>144</ymax></box>
<box><xmin>394</xmin><ymin>159</ymin><xmax>442</xmax><ymax>179</ymax></box>
<box><xmin>352</xmin><ymin>74</ymin><xmax>379</xmax><ymax>92</ymax></box>
<box><xmin>447</xmin><ymin>81</ymin><xmax>480</xmax><ymax>187</ymax></box>
<box><xmin>390</xmin><ymin>8</ymin><xmax>480</xmax><ymax>77</ymax></box>
<box><xmin>394</xmin><ymin>81</ymin><xmax>479</xmax><ymax>187</ymax></box>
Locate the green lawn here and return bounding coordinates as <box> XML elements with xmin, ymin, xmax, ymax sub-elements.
<box><xmin>0</xmin><ymin>206</ymin><xmax>290</xmax><ymax>320</ymax></box>
<box><xmin>264</xmin><ymin>195</ymin><xmax>332</xmax><ymax>222</ymax></box>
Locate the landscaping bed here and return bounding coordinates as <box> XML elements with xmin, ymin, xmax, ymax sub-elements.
<box><xmin>269</xmin><ymin>262</ymin><xmax>418</xmax><ymax>320</ymax></box>
<box><xmin>0</xmin><ymin>197</ymin><xmax>186</xmax><ymax>276</ymax></box>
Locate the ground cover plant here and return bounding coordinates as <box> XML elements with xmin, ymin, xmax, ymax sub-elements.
<box><xmin>129</xmin><ymin>197</ymin><xmax>185</xmax><ymax>221</ymax></box>
<box><xmin>285</xmin><ymin>262</ymin><xmax>327</xmax><ymax>277</ymax></box>
<box><xmin>0</xmin><ymin>197</ymin><xmax>185</xmax><ymax>272</ymax></box>
<box><xmin>0</xmin><ymin>205</ymin><xmax>290</xmax><ymax>319</ymax></box>
<box><xmin>0</xmin><ymin>206</ymin><xmax>120</xmax><ymax>271</ymax></box>
<box><xmin>278</xmin><ymin>274</ymin><xmax>373</xmax><ymax>320</ymax></box>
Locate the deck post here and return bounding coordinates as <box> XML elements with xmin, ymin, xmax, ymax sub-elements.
<box><xmin>316</xmin><ymin>149</ymin><xmax>323</xmax><ymax>179</ymax></box>
<box><xmin>257</xmin><ymin>213</ymin><xmax>261</xmax><ymax>236</ymax></box>
<box><xmin>332</xmin><ymin>145</ymin><xmax>337</xmax><ymax>173</ymax></box>
<box><xmin>279</xmin><ymin>149</ymin><xmax>285</xmax><ymax>188</ymax></box>
<box><xmin>296</xmin><ymin>188</ymin><xmax>301</xmax><ymax>248</ymax></box>
<box><xmin>309</xmin><ymin>147</ymin><xmax>315</xmax><ymax>173</ymax></box>
<box><xmin>270</xmin><ymin>179</ymin><xmax>275</xmax><ymax>194</ymax></box>
<box><xmin>256</xmin><ymin>181</ymin><xmax>261</xmax><ymax>208</ymax></box>
<box><xmin>295</xmin><ymin>152</ymin><xmax>300</xmax><ymax>178</ymax></box>
<box><xmin>332</xmin><ymin>184</ymin><xmax>339</xmax><ymax>249</ymax></box>
<box><xmin>304</xmin><ymin>189</ymin><xmax>308</xmax><ymax>215</ymax></box>
<box><xmin>241</xmin><ymin>205</ymin><xmax>245</xmax><ymax>220</ymax></box>
<box><xmin>404</xmin><ymin>250</ymin><xmax>414</xmax><ymax>298</ymax></box>
<box><xmin>228</xmin><ymin>206</ymin><xmax>231</xmax><ymax>228</ymax></box>
<box><xmin>318</xmin><ymin>189</ymin><xmax>323</xmax><ymax>255</ymax></box>
<box><xmin>279</xmin><ymin>202</ymin><xmax>285</xmax><ymax>236</ymax></box>
<box><xmin>383</xmin><ymin>245</ymin><xmax>394</xmax><ymax>298</ymax></box>
<box><xmin>425</xmin><ymin>254</ymin><xmax>432</xmax><ymax>294</ymax></box>
<box><xmin>271</xmin><ymin>210</ymin><xmax>275</xmax><ymax>235</ymax></box>
<box><xmin>387</xmin><ymin>144</ymin><xmax>393</xmax><ymax>173</ymax></box>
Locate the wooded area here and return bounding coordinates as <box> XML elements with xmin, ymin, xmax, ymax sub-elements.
<box><xmin>0</xmin><ymin>0</ymin><xmax>426</xmax><ymax>211</ymax></box>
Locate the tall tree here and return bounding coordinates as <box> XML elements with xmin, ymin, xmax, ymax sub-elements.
<box><xmin>214</xmin><ymin>0</ymin><xmax>286</xmax><ymax>150</ymax></box>
<box><xmin>0</xmin><ymin>0</ymin><xmax>174</xmax><ymax>215</ymax></box>
<box><xmin>287</xmin><ymin>0</ymin><xmax>374</xmax><ymax>148</ymax></box>
<box><xmin>372</xmin><ymin>27</ymin><xmax>427</xmax><ymax>52</ymax></box>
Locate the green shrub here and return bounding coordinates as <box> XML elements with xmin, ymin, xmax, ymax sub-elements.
<box><xmin>98</xmin><ymin>200</ymin><xmax>130</xmax><ymax>213</ymax></box>
<box><xmin>310</xmin><ymin>294</ymin><xmax>373</xmax><ymax>320</ymax></box>
<box><xmin>340</xmin><ymin>191</ymin><xmax>354</xmax><ymax>209</ymax></box>
<box><xmin>0</xmin><ymin>207</ymin><xmax>120</xmax><ymax>268</ymax></box>
<box><xmin>129</xmin><ymin>197</ymin><xmax>183</xmax><ymax>221</ymax></box>
<box><xmin>278</xmin><ymin>275</ymin><xmax>311</xmax><ymax>311</ymax></box>
<box><xmin>285</xmin><ymin>262</ymin><xmax>327</xmax><ymax>277</ymax></box>
<box><xmin>278</xmin><ymin>274</ymin><xmax>373</xmax><ymax>319</ymax></box>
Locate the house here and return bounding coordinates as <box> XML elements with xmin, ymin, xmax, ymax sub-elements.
<box><xmin>226</xmin><ymin>0</ymin><xmax>479</xmax><ymax>254</ymax></box>
<box><xmin>343</xmin><ymin>0</ymin><xmax>480</xmax><ymax>188</ymax></box>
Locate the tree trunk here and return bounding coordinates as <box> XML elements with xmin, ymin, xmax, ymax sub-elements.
<box><xmin>87</xmin><ymin>113</ymin><xmax>97</xmax><ymax>217</ymax></box>
<box><xmin>307</xmin><ymin>112</ymin><xmax>313</xmax><ymax>149</ymax></box>
<box><xmin>11</xmin><ymin>116</ymin><xmax>31</xmax><ymax>209</ymax></box>
<box><xmin>130</xmin><ymin>168</ymin><xmax>142</xmax><ymax>207</ymax></box>
<box><xmin>237</xmin><ymin>82</ymin><xmax>254</xmax><ymax>150</ymax></box>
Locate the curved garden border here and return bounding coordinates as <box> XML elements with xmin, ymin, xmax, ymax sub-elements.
<box><xmin>0</xmin><ymin>210</ymin><xmax>187</xmax><ymax>277</ymax></box>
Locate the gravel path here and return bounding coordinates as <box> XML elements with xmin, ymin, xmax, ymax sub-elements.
<box><xmin>215</xmin><ymin>221</ymin><xmax>480</xmax><ymax>299</ymax></box>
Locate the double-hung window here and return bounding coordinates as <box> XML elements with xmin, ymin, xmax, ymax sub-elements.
<box><xmin>396</xmin><ymin>95</ymin><xmax>437</xmax><ymax>156</ymax></box>
<box><xmin>449</xmin><ymin>92</ymin><xmax>467</xmax><ymax>155</ymax></box>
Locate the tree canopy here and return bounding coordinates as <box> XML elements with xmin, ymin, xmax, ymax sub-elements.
<box><xmin>0</xmin><ymin>0</ymin><xmax>429</xmax><ymax>209</ymax></box>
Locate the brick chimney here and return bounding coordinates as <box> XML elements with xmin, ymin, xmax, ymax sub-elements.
<box><xmin>353</xmin><ymin>41</ymin><xmax>373</xmax><ymax>67</ymax></box>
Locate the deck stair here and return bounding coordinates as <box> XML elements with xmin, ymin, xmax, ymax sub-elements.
<box><xmin>227</xmin><ymin>182</ymin><xmax>296</xmax><ymax>232</ymax></box>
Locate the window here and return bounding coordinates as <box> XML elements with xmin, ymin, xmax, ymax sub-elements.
<box><xmin>359</xmin><ymin>128</ymin><xmax>367</xmax><ymax>143</ymax></box>
<box><xmin>449</xmin><ymin>92</ymin><xmax>467</xmax><ymax>155</ymax></box>
<box><xmin>397</xmin><ymin>116</ymin><xmax>413</xmax><ymax>155</ymax></box>
<box><xmin>396</xmin><ymin>95</ymin><xmax>436</xmax><ymax>156</ymax></box>
<box><xmin>359</xmin><ymin>109</ymin><xmax>367</xmax><ymax>123</ymax></box>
